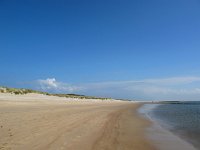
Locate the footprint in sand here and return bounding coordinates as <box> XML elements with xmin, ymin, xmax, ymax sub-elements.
<box><xmin>8</xmin><ymin>129</ymin><xmax>13</xmax><ymax>137</ymax></box>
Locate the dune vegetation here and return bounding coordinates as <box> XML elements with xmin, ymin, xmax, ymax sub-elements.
<box><xmin>0</xmin><ymin>86</ymin><xmax>110</xmax><ymax>100</ymax></box>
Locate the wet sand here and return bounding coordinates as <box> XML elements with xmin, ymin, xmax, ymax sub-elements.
<box><xmin>0</xmin><ymin>93</ymin><xmax>155</xmax><ymax>150</ymax></box>
<box><xmin>139</xmin><ymin>104</ymin><xmax>196</xmax><ymax>150</ymax></box>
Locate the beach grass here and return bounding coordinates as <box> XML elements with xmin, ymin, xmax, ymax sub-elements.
<box><xmin>0</xmin><ymin>86</ymin><xmax>110</xmax><ymax>100</ymax></box>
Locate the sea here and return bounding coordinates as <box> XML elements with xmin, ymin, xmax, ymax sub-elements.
<box><xmin>139</xmin><ymin>101</ymin><xmax>200</xmax><ymax>150</ymax></box>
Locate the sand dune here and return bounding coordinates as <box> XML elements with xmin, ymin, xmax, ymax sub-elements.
<box><xmin>0</xmin><ymin>94</ymin><xmax>155</xmax><ymax>150</ymax></box>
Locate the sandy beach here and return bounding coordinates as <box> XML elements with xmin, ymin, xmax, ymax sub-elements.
<box><xmin>0</xmin><ymin>93</ymin><xmax>155</xmax><ymax>150</ymax></box>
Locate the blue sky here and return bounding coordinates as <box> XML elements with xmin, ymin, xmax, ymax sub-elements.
<box><xmin>1</xmin><ymin>0</ymin><xmax>200</xmax><ymax>100</ymax></box>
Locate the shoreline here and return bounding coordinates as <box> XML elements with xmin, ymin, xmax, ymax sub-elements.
<box><xmin>0</xmin><ymin>93</ymin><xmax>155</xmax><ymax>150</ymax></box>
<box><xmin>138</xmin><ymin>104</ymin><xmax>197</xmax><ymax>150</ymax></box>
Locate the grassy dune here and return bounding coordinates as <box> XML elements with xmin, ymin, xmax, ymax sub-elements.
<box><xmin>0</xmin><ymin>86</ymin><xmax>110</xmax><ymax>100</ymax></box>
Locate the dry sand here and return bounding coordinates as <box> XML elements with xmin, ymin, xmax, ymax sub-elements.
<box><xmin>0</xmin><ymin>93</ymin><xmax>156</xmax><ymax>150</ymax></box>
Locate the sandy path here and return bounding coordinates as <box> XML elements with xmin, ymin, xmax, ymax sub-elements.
<box><xmin>0</xmin><ymin>99</ymin><xmax>155</xmax><ymax>150</ymax></box>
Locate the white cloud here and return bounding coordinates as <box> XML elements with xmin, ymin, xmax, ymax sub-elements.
<box><xmin>142</xmin><ymin>77</ymin><xmax>200</xmax><ymax>85</ymax></box>
<box><xmin>38</xmin><ymin>78</ymin><xmax>58</xmax><ymax>89</ymax></box>
<box><xmin>34</xmin><ymin>76</ymin><xmax>200</xmax><ymax>101</ymax></box>
<box><xmin>81</xmin><ymin>76</ymin><xmax>200</xmax><ymax>100</ymax></box>
<box><xmin>37</xmin><ymin>78</ymin><xmax>82</xmax><ymax>93</ymax></box>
